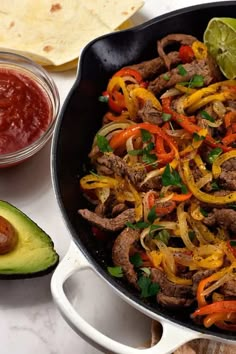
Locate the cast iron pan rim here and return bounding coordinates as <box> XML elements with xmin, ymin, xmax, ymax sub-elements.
<box><xmin>51</xmin><ymin>1</ymin><xmax>236</xmax><ymax>342</ymax></box>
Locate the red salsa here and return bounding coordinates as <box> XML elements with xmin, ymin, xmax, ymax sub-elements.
<box><xmin>0</xmin><ymin>68</ymin><xmax>52</xmax><ymax>154</ymax></box>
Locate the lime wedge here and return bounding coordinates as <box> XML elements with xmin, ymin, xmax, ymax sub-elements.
<box><xmin>204</xmin><ymin>17</ymin><xmax>236</xmax><ymax>79</ymax></box>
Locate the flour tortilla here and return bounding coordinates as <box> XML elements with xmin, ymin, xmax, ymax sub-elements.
<box><xmin>0</xmin><ymin>0</ymin><xmax>143</xmax><ymax>66</ymax></box>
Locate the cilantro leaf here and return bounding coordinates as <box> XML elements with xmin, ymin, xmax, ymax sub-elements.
<box><xmin>189</xmin><ymin>75</ymin><xmax>204</xmax><ymax>88</ymax></box>
<box><xmin>162</xmin><ymin>164</ymin><xmax>188</xmax><ymax>194</ymax></box>
<box><xmin>211</xmin><ymin>180</ymin><xmax>220</xmax><ymax>191</ymax></box>
<box><xmin>177</xmin><ymin>64</ymin><xmax>187</xmax><ymax>76</ymax></box>
<box><xmin>193</xmin><ymin>132</ymin><xmax>205</xmax><ymax>142</ymax></box>
<box><xmin>163</xmin><ymin>73</ymin><xmax>170</xmax><ymax>81</ymax></box>
<box><xmin>200</xmin><ymin>110</ymin><xmax>215</xmax><ymax>123</ymax></box>
<box><xmin>96</xmin><ymin>134</ymin><xmax>113</xmax><ymax>153</ymax></box>
<box><xmin>138</xmin><ymin>276</ymin><xmax>160</xmax><ymax>298</ymax></box>
<box><xmin>130</xmin><ymin>253</ymin><xmax>143</xmax><ymax>267</ymax></box>
<box><xmin>107</xmin><ymin>266</ymin><xmax>123</xmax><ymax>278</ymax></box>
<box><xmin>154</xmin><ymin>229</ymin><xmax>170</xmax><ymax>245</ymax></box>
<box><xmin>141</xmin><ymin>129</ymin><xmax>152</xmax><ymax>142</ymax></box>
<box><xmin>161</xmin><ymin>113</ymin><xmax>172</xmax><ymax>122</ymax></box>
<box><xmin>147</xmin><ymin>206</ymin><xmax>158</xmax><ymax>223</ymax></box>
<box><xmin>126</xmin><ymin>221</ymin><xmax>150</xmax><ymax>229</ymax></box>
<box><xmin>200</xmin><ymin>207</ymin><xmax>208</xmax><ymax>217</ymax></box>
<box><xmin>128</xmin><ymin>149</ymin><xmax>143</xmax><ymax>156</ymax></box>
<box><xmin>207</xmin><ymin>148</ymin><xmax>223</xmax><ymax>164</ymax></box>
<box><xmin>188</xmin><ymin>230</ymin><xmax>195</xmax><ymax>241</ymax></box>
<box><xmin>98</xmin><ymin>95</ymin><xmax>109</xmax><ymax>103</ymax></box>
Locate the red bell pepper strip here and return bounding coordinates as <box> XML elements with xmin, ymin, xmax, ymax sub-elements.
<box><xmin>192</xmin><ymin>301</ymin><xmax>236</xmax><ymax>318</ymax></box>
<box><xmin>162</xmin><ymin>97</ymin><xmax>231</xmax><ymax>152</ymax></box>
<box><xmin>113</xmin><ymin>68</ymin><xmax>143</xmax><ymax>83</ymax></box>
<box><xmin>179</xmin><ymin>45</ymin><xmax>195</xmax><ymax>63</ymax></box>
<box><xmin>102</xmin><ymin>90</ymin><xmax>126</xmax><ymax>113</ymax></box>
<box><xmin>222</xmin><ymin>133</ymin><xmax>236</xmax><ymax>146</ymax></box>
<box><xmin>148</xmin><ymin>192</ymin><xmax>176</xmax><ymax>216</ymax></box>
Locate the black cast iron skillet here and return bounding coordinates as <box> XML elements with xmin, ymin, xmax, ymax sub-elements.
<box><xmin>51</xmin><ymin>2</ymin><xmax>236</xmax><ymax>353</ymax></box>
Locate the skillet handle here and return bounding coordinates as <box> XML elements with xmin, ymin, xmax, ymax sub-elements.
<box><xmin>51</xmin><ymin>241</ymin><xmax>200</xmax><ymax>354</ymax></box>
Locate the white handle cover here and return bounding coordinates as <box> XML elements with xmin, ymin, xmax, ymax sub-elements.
<box><xmin>51</xmin><ymin>241</ymin><xmax>200</xmax><ymax>354</ymax></box>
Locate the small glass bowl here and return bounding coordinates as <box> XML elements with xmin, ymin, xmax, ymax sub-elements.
<box><xmin>0</xmin><ymin>51</ymin><xmax>60</xmax><ymax>168</ymax></box>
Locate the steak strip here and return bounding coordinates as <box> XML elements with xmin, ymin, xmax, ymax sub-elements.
<box><xmin>203</xmin><ymin>208</ymin><xmax>236</xmax><ymax>233</ymax></box>
<box><xmin>78</xmin><ymin>208</ymin><xmax>135</xmax><ymax>232</ymax></box>
<box><xmin>127</xmin><ymin>51</ymin><xmax>181</xmax><ymax>80</ymax></box>
<box><xmin>157</xmin><ymin>34</ymin><xmax>198</xmax><ymax>70</ymax></box>
<box><xmin>112</xmin><ymin>228</ymin><xmax>140</xmax><ymax>287</ymax></box>
<box><xmin>148</xmin><ymin>58</ymin><xmax>219</xmax><ymax>95</ymax></box>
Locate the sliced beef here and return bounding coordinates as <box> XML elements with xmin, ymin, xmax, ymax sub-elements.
<box><xmin>151</xmin><ymin>268</ymin><xmax>193</xmax><ymax>298</ymax></box>
<box><xmin>203</xmin><ymin>208</ymin><xmax>236</xmax><ymax>233</ymax></box>
<box><xmin>192</xmin><ymin>269</ymin><xmax>215</xmax><ymax>293</ymax></box>
<box><xmin>137</xmin><ymin>100</ymin><xmax>162</xmax><ymax>125</ymax></box>
<box><xmin>140</xmin><ymin>175</ymin><xmax>162</xmax><ymax>191</ymax></box>
<box><xmin>96</xmin><ymin>154</ymin><xmax>146</xmax><ymax>186</ymax></box>
<box><xmin>148</xmin><ymin>58</ymin><xmax>219</xmax><ymax>95</ymax></box>
<box><xmin>127</xmin><ymin>51</ymin><xmax>181</xmax><ymax>81</ymax></box>
<box><xmin>220</xmin><ymin>278</ymin><xmax>236</xmax><ymax>297</ymax></box>
<box><xmin>218</xmin><ymin>170</ymin><xmax>236</xmax><ymax>190</ymax></box>
<box><xmin>157</xmin><ymin>293</ymin><xmax>194</xmax><ymax>308</ymax></box>
<box><xmin>222</xmin><ymin>158</ymin><xmax>236</xmax><ymax>172</ymax></box>
<box><xmin>78</xmin><ymin>208</ymin><xmax>135</xmax><ymax>232</ymax></box>
<box><xmin>157</xmin><ymin>34</ymin><xmax>198</xmax><ymax>70</ymax></box>
<box><xmin>112</xmin><ymin>227</ymin><xmax>140</xmax><ymax>287</ymax></box>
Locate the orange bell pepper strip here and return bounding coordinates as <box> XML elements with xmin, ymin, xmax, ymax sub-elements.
<box><xmin>192</xmin><ymin>301</ymin><xmax>236</xmax><ymax>318</ymax></box>
<box><xmin>203</xmin><ymin>312</ymin><xmax>236</xmax><ymax>329</ymax></box>
<box><xmin>171</xmin><ymin>191</ymin><xmax>192</xmax><ymax>202</ymax></box>
<box><xmin>109</xmin><ymin>122</ymin><xmax>178</xmax><ymax>164</ymax></box>
<box><xmin>113</xmin><ymin>68</ymin><xmax>143</xmax><ymax>83</ymax></box>
<box><xmin>155</xmin><ymin>135</ymin><xmax>176</xmax><ymax>164</ymax></box>
<box><xmin>148</xmin><ymin>192</ymin><xmax>176</xmax><ymax>216</ymax></box>
<box><xmin>162</xmin><ymin>97</ymin><xmax>231</xmax><ymax>152</ymax></box>
<box><xmin>222</xmin><ymin>133</ymin><xmax>236</xmax><ymax>146</ymax></box>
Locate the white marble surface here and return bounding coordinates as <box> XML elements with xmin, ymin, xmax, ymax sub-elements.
<box><xmin>0</xmin><ymin>1</ymin><xmax>232</xmax><ymax>353</ymax></box>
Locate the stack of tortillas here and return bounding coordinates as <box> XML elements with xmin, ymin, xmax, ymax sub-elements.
<box><xmin>0</xmin><ymin>0</ymin><xmax>143</xmax><ymax>71</ymax></box>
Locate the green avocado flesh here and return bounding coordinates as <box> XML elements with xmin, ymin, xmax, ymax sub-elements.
<box><xmin>0</xmin><ymin>200</ymin><xmax>59</xmax><ymax>278</ymax></box>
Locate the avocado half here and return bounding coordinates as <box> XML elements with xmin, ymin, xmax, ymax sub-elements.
<box><xmin>0</xmin><ymin>200</ymin><xmax>59</xmax><ymax>279</ymax></box>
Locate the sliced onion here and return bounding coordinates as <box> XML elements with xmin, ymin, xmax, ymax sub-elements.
<box><xmin>202</xmin><ymin>273</ymin><xmax>232</xmax><ymax>297</ymax></box>
<box><xmin>205</xmin><ymin>119</ymin><xmax>223</xmax><ymax>128</ymax></box>
<box><xmin>140</xmin><ymin>228</ymin><xmax>152</xmax><ymax>251</ymax></box>
<box><xmin>126</xmin><ymin>135</ymin><xmax>138</xmax><ymax>164</ymax></box>
<box><xmin>175</xmin><ymin>95</ymin><xmax>187</xmax><ymax>115</ymax></box>
<box><xmin>92</xmin><ymin>121</ymin><xmax>134</xmax><ymax>146</ymax></box>
<box><xmin>155</xmin><ymin>240</ymin><xmax>176</xmax><ymax>274</ymax></box>
<box><xmin>195</xmin><ymin>172</ymin><xmax>213</xmax><ymax>189</ymax></box>
<box><xmin>213</xmin><ymin>100</ymin><xmax>226</xmax><ymax>118</ymax></box>
<box><xmin>95</xmin><ymin>187</ymin><xmax>110</xmax><ymax>204</ymax></box>
<box><xmin>177</xmin><ymin>203</ymin><xmax>196</xmax><ymax>250</ymax></box>
<box><xmin>165</xmin><ymin>129</ymin><xmax>191</xmax><ymax>139</ymax></box>
<box><xmin>160</xmin><ymin>88</ymin><xmax>181</xmax><ymax>99</ymax></box>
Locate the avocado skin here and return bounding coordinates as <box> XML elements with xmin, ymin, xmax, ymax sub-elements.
<box><xmin>0</xmin><ymin>200</ymin><xmax>59</xmax><ymax>279</ymax></box>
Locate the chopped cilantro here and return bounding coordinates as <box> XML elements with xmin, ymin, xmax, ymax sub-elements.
<box><xmin>141</xmin><ymin>129</ymin><xmax>152</xmax><ymax>142</ymax></box>
<box><xmin>229</xmin><ymin>240</ymin><xmax>236</xmax><ymax>247</ymax></box>
<box><xmin>189</xmin><ymin>75</ymin><xmax>204</xmax><ymax>88</ymax></box>
<box><xmin>207</xmin><ymin>148</ymin><xmax>223</xmax><ymax>164</ymax></box>
<box><xmin>128</xmin><ymin>149</ymin><xmax>143</xmax><ymax>156</ymax></box>
<box><xmin>149</xmin><ymin>224</ymin><xmax>162</xmax><ymax>233</ymax></box>
<box><xmin>211</xmin><ymin>180</ymin><xmax>220</xmax><ymax>191</ymax></box>
<box><xmin>200</xmin><ymin>207</ymin><xmax>208</xmax><ymax>217</ymax></box>
<box><xmin>163</xmin><ymin>73</ymin><xmax>170</xmax><ymax>81</ymax></box>
<box><xmin>162</xmin><ymin>163</ymin><xmax>188</xmax><ymax>194</ymax></box>
<box><xmin>126</xmin><ymin>221</ymin><xmax>150</xmax><ymax>229</ymax></box>
<box><xmin>155</xmin><ymin>229</ymin><xmax>170</xmax><ymax>245</ymax></box>
<box><xmin>177</xmin><ymin>64</ymin><xmax>187</xmax><ymax>76</ymax></box>
<box><xmin>96</xmin><ymin>134</ymin><xmax>113</xmax><ymax>153</ymax></box>
<box><xmin>107</xmin><ymin>266</ymin><xmax>123</xmax><ymax>278</ymax></box>
<box><xmin>130</xmin><ymin>253</ymin><xmax>143</xmax><ymax>267</ymax></box>
<box><xmin>228</xmin><ymin>204</ymin><xmax>236</xmax><ymax>210</ymax></box>
<box><xmin>161</xmin><ymin>112</ymin><xmax>172</xmax><ymax>122</ymax></box>
<box><xmin>200</xmin><ymin>110</ymin><xmax>215</xmax><ymax>123</ymax></box>
<box><xmin>142</xmin><ymin>152</ymin><xmax>157</xmax><ymax>166</ymax></box>
<box><xmin>147</xmin><ymin>206</ymin><xmax>158</xmax><ymax>223</ymax></box>
<box><xmin>140</xmin><ymin>267</ymin><xmax>151</xmax><ymax>276</ymax></box>
<box><xmin>98</xmin><ymin>95</ymin><xmax>109</xmax><ymax>103</ymax></box>
<box><xmin>193</xmin><ymin>132</ymin><xmax>205</xmax><ymax>142</ymax></box>
<box><xmin>138</xmin><ymin>275</ymin><xmax>160</xmax><ymax>298</ymax></box>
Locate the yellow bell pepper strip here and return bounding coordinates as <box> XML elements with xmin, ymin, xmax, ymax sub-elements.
<box><xmin>107</xmin><ymin>76</ymin><xmax>136</xmax><ymax>118</ymax></box>
<box><xmin>113</xmin><ymin>67</ymin><xmax>143</xmax><ymax>84</ymax></box>
<box><xmin>147</xmin><ymin>251</ymin><xmax>163</xmax><ymax>268</ymax></box>
<box><xmin>127</xmin><ymin>180</ymin><xmax>143</xmax><ymax>221</ymax></box>
<box><xmin>182</xmin><ymin>80</ymin><xmax>236</xmax><ymax>109</ymax></box>
<box><xmin>162</xmin><ymin>97</ymin><xmax>231</xmax><ymax>152</ymax></box>
<box><xmin>212</xmin><ymin>150</ymin><xmax>236</xmax><ymax>179</ymax></box>
<box><xmin>182</xmin><ymin>159</ymin><xmax>236</xmax><ymax>204</ymax></box>
<box><xmin>80</xmin><ymin>174</ymin><xmax>119</xmax><ymax>189</ymax></box>
<box><xmin>175</xmin><ymin>84</ymin><xmax>196</xmax><ymax>94</ymax></box>
<box><xmin>187</xmin><ymin>90</ymin><xmax>236</xmax><ymax>114</ymax></box>
<box><xmin>194</xmin><ymin>154</ymin><xmax>208</xmax><ymax>176</ymax></box>
<box><xmin>193</xmin><ymin>251</ymin><xmax>224</xmax><ymax>270</ymax></box>
<box><xmin>162</xmin><ymin>259</ymin><xmax>192</xmax><ymax>285</ymax></box>
<box><xmin>191</xmin><ymin>41</ymin><xmax>208</xmax><ymax>60</ymax></box>
<box><xmin>129</xmin><ymin>87</ymin><xmax>162</xmax><ymax>111</ymax></box>
<box><xmin>192</xmin><ymin>300</ymin><xmax>236</xmax><ymax>318</ymax></box>
<box><xmin>179</xmin><ymin>128</ymin><xmax>208</xmax><ymax>157</ymax></box>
